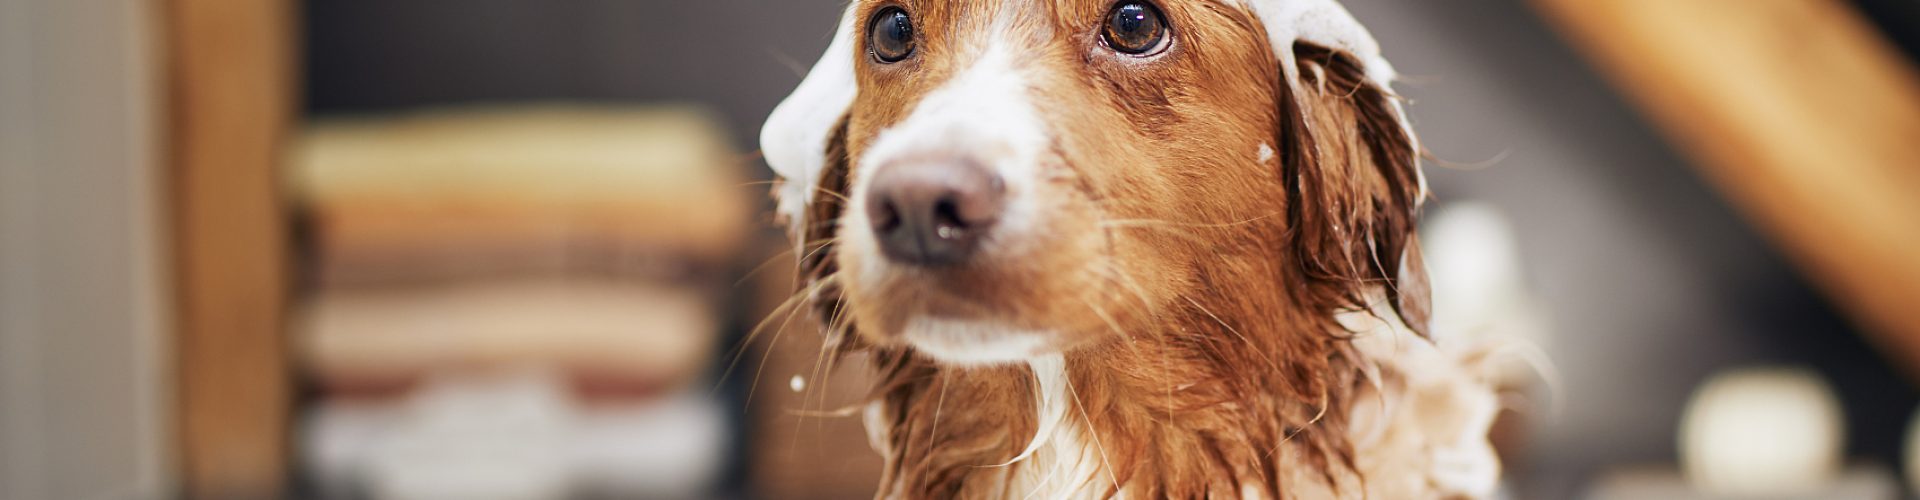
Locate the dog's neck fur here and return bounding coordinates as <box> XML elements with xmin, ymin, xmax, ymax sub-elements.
<box><xmin>858</xmin><ymin>299</ymin><xmax>1500</xmax><ymax>500</ymax></box>
<box><xmin>858</xmin><ymin>257</ymin><xmax>1370</xmax><ymax>499</ymax></box>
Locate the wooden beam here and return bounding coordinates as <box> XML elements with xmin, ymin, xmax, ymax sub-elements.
<box><xmin>1531</xmin><ymin>1</ymin><xmax>1920</xmax><ymax>373</ymax></box>
<box><xmin>164</xmin><ymin>0</ymin><xmax>295</xmax><ymax>496</ymax></box>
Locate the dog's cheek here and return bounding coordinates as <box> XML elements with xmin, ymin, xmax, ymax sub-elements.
<box><xmin>830</xmin><ymin>210</ymin><xmax>907</xmax><ymax>343</ymax></box>
<box><xmin>1027</xmin><ymin>184</ymin><xmax>1139</xmax><ymax>343</ymax></box>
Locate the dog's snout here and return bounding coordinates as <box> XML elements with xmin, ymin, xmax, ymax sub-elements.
<box><xmin>865</xmin><ymin>159</ymin><xmax>1005</xmax><ymax>267</ymax></box>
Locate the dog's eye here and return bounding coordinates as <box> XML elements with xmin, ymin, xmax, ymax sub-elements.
<box><xmin>1102</xmin><ymin>2</ymin><xmax>1168</xmax><ymax>56</ymax></box>
<box><xmin>868</xmin><ymin>7</ymin><xmax>916</xmax><ymax>63</ymax></box>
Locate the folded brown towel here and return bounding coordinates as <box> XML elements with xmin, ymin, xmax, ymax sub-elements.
<box><xmin>292</xmin><ymin>104</ymin><xmax>753</xmax><ymax>287</ymax></box>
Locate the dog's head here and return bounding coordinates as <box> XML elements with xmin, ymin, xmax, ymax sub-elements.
<box><xmin>763</xmin><ymin>0</ymin><xmax>1427</xmax><ymax>366</ymax></box>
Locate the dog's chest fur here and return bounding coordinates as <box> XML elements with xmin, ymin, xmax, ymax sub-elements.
<box><xmin>858</xmin><ymin>309</ymin><xmax>1500</xmax><ymax>499</ymax></box>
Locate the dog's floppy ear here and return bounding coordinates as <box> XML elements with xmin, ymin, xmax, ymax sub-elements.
<box><xmin>762</xmin><ymin>6</ymin><xmax>866</xmax><ymax>348</ymax></box>
<box><xmin>1280</xmin><ymin>45</ymin><xmax>1430</xmax><ymax>335</ymax></box>
<box><xmin>762</xmin><ymin>5</ymin><xmax>861</xmax><ymax>251</ymax></box>
<box><xmin>1246</xmin><ymin>1</ymin><xmax>1432</xmax><ymax>335</ymax></box>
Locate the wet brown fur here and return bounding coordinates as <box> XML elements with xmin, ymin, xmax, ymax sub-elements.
<box><xmin>784</xmin><ymin>1</ymin><xmax>1428</xmax><ymax>497</ymax></box>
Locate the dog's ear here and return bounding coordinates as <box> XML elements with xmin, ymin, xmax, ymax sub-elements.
<box><xmin>762</xmin><ymin>7</ymin><xmax>867</xmax><ymax>346</ymax></box>
<box><xmin>763</xmin><ymin>5</ymin><xmax>862</xmax><ymax>248</ymax></box>
<box><xmin>1276</xmin><ymin>43</ymin><xmax>1432</xmax><ymax>336</ymax></box>
<box><xmin>805</xmin><ymin>116</ymin><xmax>871</xmax><ymax>353</ymax></box>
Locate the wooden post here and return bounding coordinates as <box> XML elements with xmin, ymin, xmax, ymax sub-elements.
<box><xmin>163</xmin><ymin>0</ymin><xmax>295</xmax><ymax>496</ymax></box>
<box><xmin>1531</xmin><ymin>0</ymin><xmax>1920</xmax><ymax>376</ymax></box>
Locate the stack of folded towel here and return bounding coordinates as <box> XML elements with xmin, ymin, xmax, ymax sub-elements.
<box><xmin>290</xmin><ymin>105</ymin><xmax>750</xmax><ymax>500</ymax></box>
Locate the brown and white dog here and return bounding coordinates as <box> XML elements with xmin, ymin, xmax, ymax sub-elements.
<box><xmin>761</xmin><ymin>0</ymin><xmax>1502</xmax><ymax>497</ymax></box>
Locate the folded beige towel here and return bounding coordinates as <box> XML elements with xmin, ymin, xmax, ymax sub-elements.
<box><xmin>291</xmin><ymin>104</ymin><xmax>754</xmax><ymax>286</ymax></box>
<box><xmin>296</xmin><ymin>278</ymin><xmax>717</xmax><ymax>396</ymax></box>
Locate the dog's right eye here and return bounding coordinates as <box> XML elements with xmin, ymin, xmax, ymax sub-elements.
<box><xmin>868</xmin><ymin>7</ymin><xmax>916</xmax><ymax>63</ymax></box>
<box><xmin>1103</xmin><ymin>2</ymin><xmax>1169</xmax><ymax>56</ymax></box>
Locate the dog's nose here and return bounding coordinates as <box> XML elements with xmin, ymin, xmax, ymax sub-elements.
<box><xmin>865</xmin><ymin>159</ymin><xmax>1005</xmax><ymax>267</ymax></box>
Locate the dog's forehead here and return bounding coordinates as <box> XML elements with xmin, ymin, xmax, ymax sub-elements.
<box><xmin>760</xmin><ymin>0</ymin><xmax>1396</xmax><ymax>243</ymax></box>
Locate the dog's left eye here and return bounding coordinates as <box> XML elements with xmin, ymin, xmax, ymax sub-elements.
<box><xmin>868</xmin><ymin>7</ymin><xmax>916</xmax><ymax>63</ymax></box>
<box><xmin>1102</xmin><ymin>2</ymin><xmax>1168</xmax><ymax>56</ymax></box>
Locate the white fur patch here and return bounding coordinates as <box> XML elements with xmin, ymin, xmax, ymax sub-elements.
<box><xmin>902</xmin><ymin>317</ymin><xmax>1055</xmax><ymax>366</ymax></box>
<box><xmin>1336</xmin><ymin>302</ymin><xmax>1502</xmax><ymax>499</ymax></box>
<box><xmin>846</xmin><ymin>34</ymin><xmax>1050</xmax><ymax>260</ymax></box>
<box><xmin>863</xmin><ymin>401</ymin><xmax>892</xmax><ymax>456</ymax></box>
<box><xmin>840</xmin><ymin>12</ymin><xmax>1064</xmax><ymax>363</ymax></box>
<box><xmin>998</xmin><ymin>354</ymin><xmax>1113</xmax><ymax>500</ymax></box>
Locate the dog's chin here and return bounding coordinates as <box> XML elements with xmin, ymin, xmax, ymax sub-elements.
<box><xmin>846</xmin><ymin>286</ymin><xmax>1080</xmax><ymax>366</ymax></box>
<box><xmin>841</xmin><ymin>269</ymin><xmax>1099</xmax><ymax>366</ymax></box>
<box><xmin>898</xmin><ymin>316</ymin><xmax>1064</xmax><ymax>366</ymax></box>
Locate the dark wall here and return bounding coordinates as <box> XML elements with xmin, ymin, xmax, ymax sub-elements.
<box><xmin>1855</xmin><ymin>0</ymin><xmax>1920</xmax><ymax>63</ymax></box>
<box><xmin>305</xmin><ymin>0</ymin><xmax>845</xmax><ymax>150</ymax></box>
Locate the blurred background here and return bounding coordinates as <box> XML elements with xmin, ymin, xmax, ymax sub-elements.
<box><xmin>3</xmin><ymin>0</ymin><xmax>1919</xmax><ymax>499</ymax></box>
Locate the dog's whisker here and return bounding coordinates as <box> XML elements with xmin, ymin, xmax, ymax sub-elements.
<box><xmin>741</xmin><ymin>273</ymin><xmax>838</xmax><ymax>412</ymax></box>
<box><xmin>1062</xmin><ymin>364</ymin><xmax>1122</xmax><ymax>491</ymax></box>
<box><xmin>817</xmin><ymin>324</ymin><xmax>856</xmax><ymax>415</ymax></box>
<box><xmin>806</xmin><ymin>288</ymin><xmax>856</xmax><ymax>439</ymax></box>
<box><xmin>745</xmin><ymin>291</ymin><xmax>812</xmax><ymax>413</ymax></box>
<box><xmin>802</xmin><ymin>214</ymin><xmax>844</xmax><ymax>229</ymax></box>
<box><xmin>806</xmin><ymin>185</ymin><xmax>854</xmax><ymax>204</ymax></box>
<box><xmin>734</xmin><ymin>181</ymin><xmax>854</xmax><ymax>207</ymax></box>
<box><xmin>1091</xmin><ymin>262</ymin><xmax>1157</xmax><ymax>317</ymax></box>
<box><xmin>787</xmin><ymin>273</ymin><xmax>848</xmax><ymax>453</ymax></box>
<box><xmin>784</xmin><ymin>406</ymin><xmax>864</xmax><ymax>418</ymax></box>
<box><xmin>1018</xmin><ymin>461</ymin><xmax>1057</xmax><ymax>500</ymax></box>
<box><xmin>794</xmin><ymin>237</ymin><xmax>843</xmax><ymax>269</ymax></box>
<box><xmin>1079</xmin><ymin>297</ymin><xmax>1141</xmax><ymax>358</ymax></box>
<box><xmin>1095</xmin><ymin>213</ymin><xmax>1277</xmax><ymax>230</ymax></box>
<box><xmin>920</xmin><ymin>371</ymin><xmax>951</xmax><ymax>488</ymax></box>
<box><xmin>1180</xmin><ymin>295</ymin><xmax>1282</xmax><ymax>372</ymax></box>
<box><xmin>712</xmin><ymin>279</ymin><xmax>820</xmax><ymax>396</ymax></box>
<box><xmin>1267</xmin><ymin>389</ymin><xmax>1332</xmax><ymax>461</ymax></box>
<box><xmin>1096</xmin><ymin>222</ymin><xmax>1217</xmax><ymax>245</ymax></box>
<box><xmin>733</xmin><ymin>245</ymin><xmax>800</xmax><ymax>288</ymax></box>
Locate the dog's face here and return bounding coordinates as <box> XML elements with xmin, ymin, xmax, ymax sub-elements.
<box><xmin>768</xmin><ymin>0</ymin><xmax>1426</xmax><ymax>366</ymax></box>
<box><xmin>838</xmin><ymin>0</ymin><xmax>1286</xmax><ymax>364</ymax></box>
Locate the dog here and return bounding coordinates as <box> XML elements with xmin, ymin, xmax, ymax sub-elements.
<box><xmin>760</xmin><ymin>0</ymin><xmax>1502</xmax><ymax>497</ymax></box>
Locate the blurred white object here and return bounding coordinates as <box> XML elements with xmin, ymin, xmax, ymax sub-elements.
<box><xmin>1905</xmin><ymin>405</ymin><xmax>1920</xmax><ymax>493</ymax></box>
<box><xmin>570</xmin><ymin>390</ymin><xmax>729</xmax><ymax>498</ymax></box>
<box><xmin>306</xmin><ymin>371</ymin><xmax>727</xmax><ymax>500</ymax></box>
<box><xmin>1679</xmin><ymin>367</ymin><xmax>1844</xmax><ymax>496</ymax></box>
<box><xmin>363</xmin><ymin>371</ymin><xmax>573</xmax><ymax>500</ymax></box>
<box><xmin>1423</xmin><ymin>202</ymin><xmax>1549</xmax><ymax>351</ymax></box>
<box><xmin>1421</xmin><ymin>202</ymin><xmax>1555</xmax><ymax>423</ymax></box>
<box><xmin>1587</xmin><ymin>463</ymin><xmax>1897</xmax><ymax>500</ymax></box>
